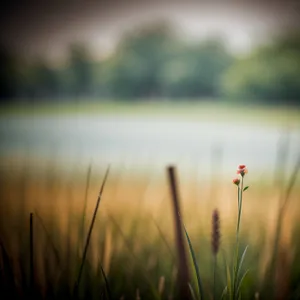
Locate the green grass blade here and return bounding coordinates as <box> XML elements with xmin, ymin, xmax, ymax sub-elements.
<box><xmin>73</xmin><ymin>166</ymin><xmax>110</xmax><ymax>297</ymax></box>
<box><xmin>226</xmin><ymin>263</ymin><xmax>232</xmax><ymax>300</ymax></box>
<box><xmin>151</xmin><ymin>215</ymin><xmax>176</xmax><ymax>262</ymax></box>
<box><xmin>237</xmin><ymin>245</ymin><xmax>248</xmax><ymax>280</ymax></box>
<box><xmin>183</xmin><ymin>225</ymin><xmax>204</xmax><ymax>300</ymax></box>
<box><xmin>99</xmin><ymin>263</ymin><xmax>112</xmax><ymax>300</ymax></box>
<box><xmin>222</xmin><ymin>251</ymin><xmax>232</xmax><ymax>300</ymax></box>
<box><xmin>108</xmin><ymin>214</ymin><xmax>160</xmax><ymax>300</ymax></box>
<box><xmin>188</xmin><ymin>283</ymin><xmax>198</xmax><ymax>300</ymax></box>
<box><xmin>236</xmin><ymin>269</ymin><xmax>249</xmax><ymax>296</ymax></box>
<box><xmin>221</xmin><ymin>286</ymin><xmax>228</xmax><ymax>300</ymax></box>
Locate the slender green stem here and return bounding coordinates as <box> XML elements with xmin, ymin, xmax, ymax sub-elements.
<box><xmin>213</xmin><ymin>254</ymin><xmax>217</xmax><ymax>300</ymax></box>
<box><xmin>233</xmin><ymin>176</ymin><xmax>244</xmax><ymax>299</ymax></box>
<box><xmin>236</xmin><ymin>177</ymin><xmax>244</xmax><ymax>243</ymax></box>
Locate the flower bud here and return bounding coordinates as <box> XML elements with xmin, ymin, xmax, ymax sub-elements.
<box><xmin>233</xmin><ymin>178</ymin><xmax>240</xmax><ymax>185</ymax></box>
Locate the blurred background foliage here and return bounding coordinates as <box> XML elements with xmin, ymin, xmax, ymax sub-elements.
<box><xmin>1</xmin><ymin>22</ymin><xmax>300</xmax><ymax>105</ymax></box>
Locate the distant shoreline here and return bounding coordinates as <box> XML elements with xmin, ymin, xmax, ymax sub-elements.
<box><xmin>1</xmin><ymin>99</ymin><xmax>300</xmax><ymax>128</ymax></box>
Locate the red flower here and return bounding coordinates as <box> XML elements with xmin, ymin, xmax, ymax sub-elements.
<box><xmin>237</xmin><ymin>165</ymin><xmax>248</xmax><ymax>176</ymax></box>
<box><xmin>233</xmin><ymin>178</ymin><xmax>240</xmax><ymax>185</ymax></box>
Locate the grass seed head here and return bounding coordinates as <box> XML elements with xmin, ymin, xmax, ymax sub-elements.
<box><xmin>211</xmin><ymin>209</ymin><xmax>220</xmax><ymax>255</ymax></box>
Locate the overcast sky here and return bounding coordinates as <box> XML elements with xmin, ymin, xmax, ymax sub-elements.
<box><xmin>1</xmin><ymin>0</ymin><xmax>300</xmax><ymax>61</ymax></box>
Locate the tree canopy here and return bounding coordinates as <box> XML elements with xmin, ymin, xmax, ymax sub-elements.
<box><xmin>222</xmin><ymin>32</ymin><xmax>300</xmax><ymax>105</ymax></box>
<box><xmin>1</xmin><ymin>24</ymin><xmax>300</xmax><ymax>106</ymax></box>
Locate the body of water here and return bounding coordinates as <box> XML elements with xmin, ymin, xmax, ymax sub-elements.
<box><xmin>0</xmin><ymin>114</ymin><xmax>299</xmax><ymax>178</ymax></box>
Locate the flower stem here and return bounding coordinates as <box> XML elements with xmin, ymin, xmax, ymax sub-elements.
<box><xmin>213</xmin><ymin>254</ymin><xmax>217</xmax><ymax>300</ymax></box>
<box><xmin>236</xmin><ymin>176</ymin><xmax>244</xmax><ymax>243</ymax></box>
<box><xmin>233</xmin><ymin>176</ymin><xmax>244</xmax><ymax>299</ymax></box>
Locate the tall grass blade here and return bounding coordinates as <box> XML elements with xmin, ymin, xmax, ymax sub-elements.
<box><xmin>29</xmin><ymin>212</ymin><xmax>34</xmax><ymax>295</ymax></box>
<box><xmin>226</xmin><ymin>264</ymin><xmax>232</xmax><ymax>300</ymax></box>
<box><xmin>103</xmin><ymin>225</ymin><xmax>113</xmax><ymax>275</ymax></box>
<box><xmin>167</xmin><ymin>165</ymin><xmax>191</xmax><ymax>300</ymax></box>
<box><xmin>188</xmin><ymin>283</ymin><xmax>198</xmax><ymax>300</ymax></box>
<box><xmin>99</xmin><ymin>263</ymin><xmax>112</xmax><ymax>300</ymax></box>
<box><xmin>150</xmin><ymin>215</ymin><xmax>176</xmax><ymax>262</ymax></box>
<box><xmin>221</xmin><ymin>286</ymin><xmax>228</xmax><ymax>300</ymax></box>
<box><xmin>73</xmin><ymin>166</ymin><xmax>110</xmax><ymax>297</ymax></box>
<box><xmin>269</xmin><ymin>155</ymin><xmax>300</xmax><ymax>296</ymax></box>
<box><xmin>184</xmin><ymin>225</ymin><xmax>204</xmax><ymax>300</ymax></box>
<box><xmin>108</xmin><ymin>214</ymin><xmax>160</xmax><ymax>299</ymax></box>
<box><xmin>34</xmin><ymin>211</ymin><xmax>61</xmax><ymax>267</ymax></box>
<box><xmin>79</xmin><ymin>164</ymin><xmax>92</xmax><ymax>253</ymax></box>
<box><xmin>222</xmin><ymin>251</ymin><xmax>232</xmax><ymax>300</ymax></box>
<box><xmin>236</xmin><ymin>269</ymin><xmax>249</xmax><ymax>296</ymax></box>
<box><xmin>236</xmin><ymin>245</ymin><xmax>248</xmax><ymax>282</ymax></box>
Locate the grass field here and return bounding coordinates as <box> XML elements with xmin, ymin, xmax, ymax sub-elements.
<box><xmin>0</xmin><ymin>161</ymin><xmax>300</xmax><ymax>300</ymax></box>
<box><xmin>1</xmin><ymin>100</ymin><xmax>300</xmax><ymax>299</ymax></box>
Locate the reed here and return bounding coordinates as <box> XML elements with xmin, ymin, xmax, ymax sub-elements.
<box><xmin>211</xmin><ymin>209</ymin><xmax>220</xmax><ymax>300</ymax></box>
<box><xmin>167</xmin><ymin>166</ymin><xmax>191</xmax><ymax>300</ymax></box>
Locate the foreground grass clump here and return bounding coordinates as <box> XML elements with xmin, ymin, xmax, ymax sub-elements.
<box><xmin>0</xmin><ymin>163</ymin><xmax>300</xmax><ymax>300</ymax></box>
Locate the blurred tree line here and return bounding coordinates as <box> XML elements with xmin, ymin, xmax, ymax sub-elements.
<box><xmin>1</xmin><ymin>23</ymin><xmax>300</xmax><ymax>105</ymax></box>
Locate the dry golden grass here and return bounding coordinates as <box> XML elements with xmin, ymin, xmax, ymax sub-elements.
<box><xmin>1</xmin><ymin>166</ymin><xmax>298</xmax><ymax>255</ymax></box>
<box><xmin>1</xmin><ymin>163</ymin><xmax>299</xmax><ymax>299</ymax></box>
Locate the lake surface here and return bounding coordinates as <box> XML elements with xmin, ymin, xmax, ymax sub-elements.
<box><xmin>0</xmin><ymin>114</ymin><xmax>299</xmax><ymax>178</ymax></box>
